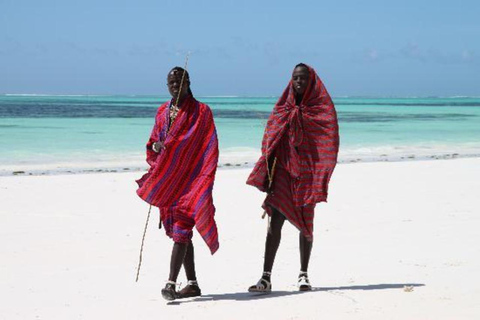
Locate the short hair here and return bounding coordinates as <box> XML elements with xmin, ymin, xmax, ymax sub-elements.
<box><xmin>295</xmin><ymin>63</ymin><xmax>309</xmax><ymax>70</ymax></box>
<box><xmin>168</xmin><ymin>66</ymin><xmax>190</xmax><ymax>80</ymax></box>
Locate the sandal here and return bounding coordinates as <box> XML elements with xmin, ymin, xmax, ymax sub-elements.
<box><xmin>298</xmin><ymin>271</ymin><xmax>312</xmax><ymax>291</ymax></box>
<box><xmin>248</xmin><ymin>272</ymin><xmax>272</xmax><ymax>293</ymax></box>
<box><xmin>177</xmin><ymin>280</ymin><xmax>202</xmax><ymax>299</ymax></box>
<box><xmin>161</xmin><ymin>280</ymin><xmax>177</xmax><ymax>301</ymax></box>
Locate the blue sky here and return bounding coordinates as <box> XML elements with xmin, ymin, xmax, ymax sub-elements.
<box><xmin>1</xmin><ymin>0</ymin><xmax>479</xmax><ymax>96</ymax></box>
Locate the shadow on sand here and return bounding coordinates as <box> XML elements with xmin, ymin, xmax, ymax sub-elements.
<box><xmin>167</xmin><ymin>283</ymin><xmax>425</xmax><ymax>305</ymax></box>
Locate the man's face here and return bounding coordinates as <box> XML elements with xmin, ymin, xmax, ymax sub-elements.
<box><xmin>291</xmin><ymin>66</ymin><xmax>310</xmax><ymax>95</ymax></box>
<box><xmin>167</xmin><ymin>70</ymin><xmax>190</xmax><ymax>101</ymax></box>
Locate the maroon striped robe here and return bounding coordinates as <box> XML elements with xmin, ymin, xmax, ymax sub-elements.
<box><xmin>247</xmin><ymin>65</ymin><xmax>339</xmax><ymax>239</ymax></box>
<box><xmin>136</xmin><ymin>95</ymin><xmax>219</xmax><ymax>254</ymax></box>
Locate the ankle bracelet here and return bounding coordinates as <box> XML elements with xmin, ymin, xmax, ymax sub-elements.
<box><xmin>187</xmin><ymin>280</ymin><xmax>198</xmax><ymax>286</ymax></box>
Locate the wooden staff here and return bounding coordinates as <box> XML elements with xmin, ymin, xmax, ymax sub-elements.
<box><xmin>175</xmin><ymin>52</ymin><xmax>190</xmax><ymax>107</ymax></box>
<box><xmin>262</xmin><ymin>155</ymin><xmax>277</xmax><ymax>219</ymax></box>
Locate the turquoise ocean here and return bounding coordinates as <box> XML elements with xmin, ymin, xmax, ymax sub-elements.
<box><xmin>1</xmin><ymin>95</ymin><xmax>480</xmax><ymax>175</ymax></box>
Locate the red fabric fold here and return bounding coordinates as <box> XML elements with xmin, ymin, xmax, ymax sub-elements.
<box><xmin>136</xmin><ymin>96</ymin><xmax>219</xmax><ymax>254</ymax></box>
<box><xmin>247</xmin><ymin>65</ymin><xmax>339</xmax><ymax>237</ymax></box>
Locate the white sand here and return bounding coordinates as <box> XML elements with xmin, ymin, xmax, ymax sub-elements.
<box><xmin>1</xmin><ymin>158</ymin><xmax>479</xmax><ymax>319</ymax></box>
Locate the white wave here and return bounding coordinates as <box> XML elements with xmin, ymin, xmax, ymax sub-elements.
<box><xmin>219</xmin><ymin>147</ymin><xmax>261</xmax><ymax>165</ymax></box>
<box><xmin>200</xmin><ymin>95</ymin><xmax>240</xmax><ymax>98</ymax></box>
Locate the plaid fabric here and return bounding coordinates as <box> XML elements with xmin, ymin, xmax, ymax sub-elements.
<box><xmin>247</xmin><ymin>65</ymin><xmax>339</xmax><ymax>237</ymax></box>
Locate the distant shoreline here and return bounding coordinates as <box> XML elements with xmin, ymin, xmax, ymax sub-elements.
<box><xmin>3</xmin><ymin>93</ymin><xmax>480</xmax><ymax>99</ymax></box>
<box><xmin>3</xmin><ymin>152</ymin><xmax>479</xmax><ymax>177</ymax></box>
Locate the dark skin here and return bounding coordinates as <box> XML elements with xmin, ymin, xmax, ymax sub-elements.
<box><xmin>291</xmin><ymin>65</ymin><xmax>310</xmax><ymax>105</ymax></box>
<box><xmin>263</xmin><ymin>209</ymin><xmax>312</xmax><ymax>276</ymax></box>
<box><xmin>167</xmin><ymin>69</ymin><xmax>191</xmax><ymax>106</ymax></box>
<box><xmin>168</xmin><ymin>241</ymin><xmax>196</xmax><ymax>283</ymax></box>
<box><xmin>261</xmin><ymin>65</ymin><xmax>313</xmax><ymax>282</ymax></box>
<box><xmin>163</xmin><ymin>69</ymin><xmax>197</xmax><ymax>285</ymax></box>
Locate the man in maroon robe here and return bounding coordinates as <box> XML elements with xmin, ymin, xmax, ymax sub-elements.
<box><xmin>247</xmin><ymin>63</ymin><xmax>339</xmax><ymax>292</ymax></box>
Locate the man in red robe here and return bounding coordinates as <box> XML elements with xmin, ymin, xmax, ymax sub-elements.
<box><xmin>247</xmin><ymin>63</ymin><xmax>339</xmax><ymax>292</ymax></box>
<box><xmin>137</xmin><ymin>67</ymin><xmax>219</xmax><ymax>301</ymax></box>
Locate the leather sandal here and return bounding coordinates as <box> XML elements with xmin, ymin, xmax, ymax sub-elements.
<box><xmin>177</xmin><ymin>280</ymin><xmax>201</xmax><ymax>299</ymax></box>
<box><xmin>161</xmin><ymin>280</ymin><xmax>177</xmax><ymax>301</ymax></box>
<box><xmin>248</xmin><ymin>272</ymin><xmax>272</xmax><ymax>293</ymax></box>
<box><xmin>298</xmin><ymin>272</ymin><xmax>312</xmax><ymax>291</ymax></box>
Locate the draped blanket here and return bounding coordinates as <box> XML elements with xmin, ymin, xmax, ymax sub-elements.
<box><xmin>136</xmin><ymin>96</ymin><xmax>219</xmax><ymax>254</ymax></box>
<box><xmin>247</xmin><ymin>65</ymin><xmax>339</xmax><ymax>207</ymax></box>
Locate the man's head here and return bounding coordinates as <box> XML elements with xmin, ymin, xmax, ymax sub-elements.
<box><xmin>167</xmin><ymin>67</ymin><xmax>191</xmax><ymax>102</ymax></box>
<box><xmin>291</xmin><ymin>63</ymin><xmax>310</xmax><ymax>96</ymax></box>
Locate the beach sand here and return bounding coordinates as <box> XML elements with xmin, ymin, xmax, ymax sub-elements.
<box><xmin>1</xmin><ymin>158</ymin><xmax>479</xmax><ymax>319</ymax></box>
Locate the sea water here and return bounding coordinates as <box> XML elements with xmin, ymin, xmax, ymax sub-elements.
<box><xmin>1</xmin><ymin>95</ymin><xmax>480</xmax><ymax>175</ymax></box>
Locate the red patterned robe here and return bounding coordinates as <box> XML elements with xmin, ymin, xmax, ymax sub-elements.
<box><xmin>247</xmin><ymin>65</ymin><xmax>339</xmax><ymax>240</ymax></box>
<box><xmin>136</xmin><ymin>95</ymin><xmax>219</xmax><ymax>254</ymax></box>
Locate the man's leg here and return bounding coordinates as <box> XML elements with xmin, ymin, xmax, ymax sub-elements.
<box><xmin>298</xmin><ymin>233</ymin><xmax>313</xmax><ymax>291</ymax></box>
<box><xmin>183</xmin><ymin>241</ymin><xmax>196</xmax><ymax>281</ymax></box>
<box><xmin>177</xmin><ymin>241</ymin><xmax>202</xmax><ymax>298</ymax></box>
<box><xmin>299</xmin><ymin>233</ymin><xmax>313</xmax><ymax>272</ymax></box>
<box><xmin>249</xmin><ymin>208</ymin><xmax>286</xmax><ymax>292</ymax></box>
<box><xmin>263</xmin><ymin>208</ymin><xmax>286</xmax><ymax>276</ymax></box>
<box><xmin>162</xmin><ymin>242</ymin><xmax>187</xmax><ymax>300</ymax></box>
<box><xmin>168</xmin><ymin>242</ymin><xmax>188</xmax><ymax>282</ymax></box>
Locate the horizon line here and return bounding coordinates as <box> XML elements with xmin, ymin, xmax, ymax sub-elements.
<box><xmin>2</xmin><ymin>93</ymin><xmax>479</xmax><ymax>99</ymax></box>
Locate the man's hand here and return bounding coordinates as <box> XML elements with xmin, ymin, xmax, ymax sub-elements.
<box><xmin>152</xmin><ymin>142</ymin><xmax>164</xmax><ymax>153</ymax></box>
